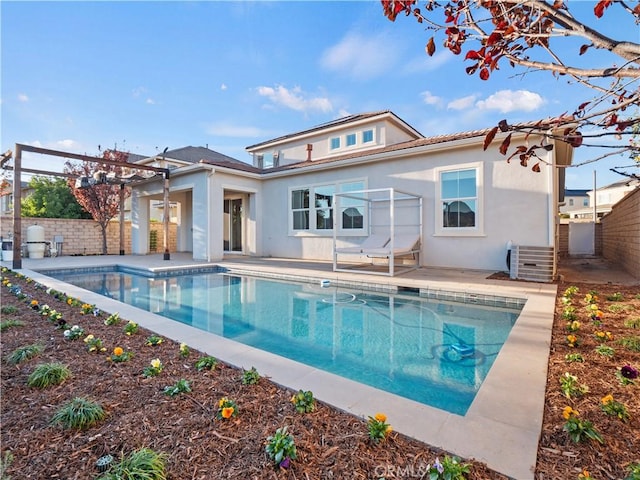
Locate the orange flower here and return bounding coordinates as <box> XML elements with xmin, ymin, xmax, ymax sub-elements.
<box><xmin>601</xmin><ymin>394</ymin><xmax>614</xmax><ymax>405</ymax></box>
<box><xmin>562</xmin><ymin>406</ymin><xmax>578</xmax><ymax>420</ymax></box>
<box><xmin>221</xmin><ymin>407</ymin><xmax>234</xmax><ymax>419</ymax></box>
<box><xmin>113</xmin><ymin>347</ymin><xmax>124</xmax><ymax>356</ymax></box>
<box><xmin>374</xmin><ymin>413</ymin><xmax>387</xmax><ymax>423</ymax></box>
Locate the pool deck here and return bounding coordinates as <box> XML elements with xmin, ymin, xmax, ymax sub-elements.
<box><xmin>4</xmin><ymin>253</ymin><xmax>558</xmax><ymax>479</ymax></box>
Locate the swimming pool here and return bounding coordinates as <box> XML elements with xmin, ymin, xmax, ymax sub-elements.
<box><xmin>48</xmin><ymin>268</ymin><xmax>522</xmax><ymax>415</ymax></box>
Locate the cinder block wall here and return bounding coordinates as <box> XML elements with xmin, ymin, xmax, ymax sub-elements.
<box><xmin>601</xmin><ymin>188</ymin><xmax>640</xmax><ymax>279</ymax></box>
<box><xmin>1</xmin><ymin>217</ymin><xmax>177</xmax><ymax>256</ymax></box>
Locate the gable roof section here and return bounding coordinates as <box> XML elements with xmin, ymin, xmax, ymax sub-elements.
<box><xmin>245</xmin><ymin>110</ymin><xmax>423</xmax><ymax>152</ymax></box>
<box><xmin>264</xmin><ymin>128</ymin><xmax>492</xmax><ymax>173</ymax></box>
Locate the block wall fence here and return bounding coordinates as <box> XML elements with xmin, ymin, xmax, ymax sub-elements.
<box><xmin>0</xmin><ymin>217</ymin><xmax>177</xmax><ymax>256</ymax></box>
<box><xmin>601</xmin><ymin>187</ymin><xmax>640</xmax><ymax>279</ymax></box>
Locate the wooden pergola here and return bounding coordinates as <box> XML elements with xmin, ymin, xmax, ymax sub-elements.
<box><xmin>2</xmin><ymin>143</ymin><xmax>171</xmax><ymax>269</ymax></box>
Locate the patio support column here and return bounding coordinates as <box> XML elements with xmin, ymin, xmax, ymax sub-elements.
<box><xmin>119</xmin><ymin>183</ymin><xmax>125</xmax><ymax>255</ymax></box>
<box><xmin>12</xmin><ymin>144</ymin><xmax>22</xmax><ymax>269</ymax></box>
<box><xmin>163</xmin><ymin>171</ymin><xmax>170</xmax><ymax>260</ymax></box>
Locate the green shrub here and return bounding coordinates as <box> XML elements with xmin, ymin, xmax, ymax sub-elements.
<box><xmin>98</xmin><ymin>448</ymin><xmax>167</xmax><ymax>480</ymax></box>
<box><xmin>241</xmin><ymin>366</ymin><xmax>260</xmax><ymax>385</ymax></box>
<box><xmin>265</xmin><ymin>426</ymin><xmax>297</xmax><ymax>468</ymax></box>
<box><xmin>608</xmin><ymin>304</ymin><xmax>634</xmax><ymax>313</ymax></box>
<box><xmin>6</xmin><ymin>344</ymin><xmax>43</xmax><ymax>365</ymax></box>
<box><xmin>290</xmin><ymin>390</ymin><xmax>315</xmax><ymax>413</ymax></box>
<box><xmin>624</xmin><ymin>318</ymin><xmax>640</xmax><ymax>329</ymax></box>
<box><xmin>27</xmin><ymin>362</ymin><xmax>71</xmax><ymax>388</ymax></box>
<box><xmin>1</xmin><ymin>450</ymin><xmax>13</xmax><ymax>480</ymax></box>
<box><xmin>0</xmin><ymin>319</ymin><xmax>24</xmax><ymax>332</ymax></box>
<box><xmin>194</xmin><ymin>356</ymin><xmax>217</xmax><ymax>371</ymax></box>
<box><xmin>618</xmin><ymin>335</ymin><xmax>640</xmax><ymax>352</ymax></box>
<box><xmin>163</xmin><ymin>379</ymin><xmax>191</xmax><ymax>397</ymax></box>
<box><xmin>50</xmin><ymin>397</ymin><xmax>105</xmax><ymax>430</ymax></box>
<box><xmin>0</xmin><ymin>305</ymin><xmax>18</xmax><ymax>315</ymax></box>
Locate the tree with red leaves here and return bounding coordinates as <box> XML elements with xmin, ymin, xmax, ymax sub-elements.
<box><xmin>64</xmin><ymin>150</ymin><xmax>132</xmax><ymax>255</ymax></box>
<box><xmin>381</xmin><ymin>0</ymin><xmax>639</xmax><ymax>172</ymax></box>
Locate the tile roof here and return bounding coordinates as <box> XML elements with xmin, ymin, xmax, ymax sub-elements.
<box><xmin>263</xmin><ymin>127</ymin><xmax>492</xmax><ymax>173</ymax></box>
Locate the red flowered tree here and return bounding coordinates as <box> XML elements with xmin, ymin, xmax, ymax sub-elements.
<box><xmin>381</xmin><ymin>0</ymin><xmax>640</xmax><ymax>172</ymax></box>
<box><xmin>64</xmin><ymin>150</ymin><xmax>131</xmax><ymax>255</ymax></box>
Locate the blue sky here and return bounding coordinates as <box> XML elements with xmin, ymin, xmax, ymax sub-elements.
<box><xmin>1</xmin><ymin>1</ymin><xmax>637</xmax><ymax>189</ymax></box>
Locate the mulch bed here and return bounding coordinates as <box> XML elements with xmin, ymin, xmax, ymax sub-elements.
<box><xmin>535</xmin><ymin>281</ymin><xmax>640</xmax><ymax>480</ymax></box>
<box><xmin>1</xmin><ymin>270</ymin><xmax>507</xmax><ymax>479</ymax></box>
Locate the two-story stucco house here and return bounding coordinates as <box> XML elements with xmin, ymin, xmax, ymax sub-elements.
<box><xmin>130</xmin><ymin>110</ymin><xmax>573</xmax><ymax>276</ymax></box>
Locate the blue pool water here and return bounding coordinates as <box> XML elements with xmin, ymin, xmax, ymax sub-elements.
<box><xmin>48</xmin><ymin>268</ymin><xmax>522</xmax><ymax>415</ymax></box>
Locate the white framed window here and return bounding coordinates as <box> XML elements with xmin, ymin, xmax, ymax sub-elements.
<box><xmin>291</xmin><ymin>188</ymin><xmax>310</xmax><ymax>230</ymax></box>
<box><xmin>582</xmin><ymin>198</ymin><xmax>589</xmax><ymax>207</ymax></box>
<box><xmin>362</xmin><ymin>129</ymin><xmax>374</xmax><ymax>143</ymax></box>
<box><xmin>346</xmin><ymin>133</ymin><xmax>356</xmax><ymax>147</ymax></box>
<box><xmin>330</xmin><ymin>137</ymin><xmax>340</xmax><ymax>150</ymax></box>
<box><xmin>569</xmin><ymin>199</ymin><xmax>574</xmax><ymax>206</ymax></box>
<box><xmin>289</xmin><ymin>179</ymin><xmax>366</xmax><ymax>235</ymax></box>
<box><xmin>435</xmin><ymin>163</ymin><xmax>483</xmax><ymax>236</ymax></box>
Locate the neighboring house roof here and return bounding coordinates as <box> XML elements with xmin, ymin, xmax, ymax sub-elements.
<box><xmin>163</xmin><ymin>146</ymin><xmax>263</xmax><ymax>174</ymax></box>
<box><xmin>126</xmin><ymin>153</ymin><xmax>149</xmax><ymax>163</ymax></box>
<box><xmin>565</xmin><ymin>189</ymin><xmax>589</xmax><ymax>196</ymax></box>
<box><xmin>162</xmin><ymin>146</ymin><xmax>242</xmax><ymax>165</ymax></box>
<box><xmin>595</xmin><ymin>178</ymin><xmax>640</xmax><ymax>191</ymax></box>
<box><xmin>245</xmin><ymin>110</ymin><xmax>423</xmax><ymax>151</ymax></box>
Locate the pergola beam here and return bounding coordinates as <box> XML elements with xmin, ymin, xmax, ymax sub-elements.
<box><xmin>6</xmin><ymin>143</ymin><xmax>172</xmax><ymax>269</ymax></box>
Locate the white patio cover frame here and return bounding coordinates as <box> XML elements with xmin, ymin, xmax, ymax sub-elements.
<box><xmin>332</xmin><ymin>187</ymin><xmax>423</xmax><ymax>276</ymax></box>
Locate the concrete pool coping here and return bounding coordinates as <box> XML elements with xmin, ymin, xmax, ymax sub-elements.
<box><xmin>5</xmin><ymin>254</ymin><xmax>557</xmax><ymax>479</ymax></box>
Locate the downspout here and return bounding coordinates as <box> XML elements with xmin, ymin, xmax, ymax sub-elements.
<box><xmin>550</xmin><ymin>139</ymin><xmax>559</xmax><ymax>280</ymax></box>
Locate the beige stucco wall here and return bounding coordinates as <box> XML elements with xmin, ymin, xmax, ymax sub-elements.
<box><xmin>1</xmin><ymin>217</ymin><xmax>177</xmax><ymax>256</ymax></box>
<box><xmin>601</xmin><ymin>188</ymin><xmax>640</xmax><ymax>279</ymax></box>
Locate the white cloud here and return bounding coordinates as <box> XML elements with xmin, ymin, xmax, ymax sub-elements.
<box><xmin>421</xmin><ymin>90</ymin><xmax>443</xmax><ymax>107</ymax></box>
<box><xmin>320</xmin><ymin>32</ymin><xmax>396</xmax><ymax>80</ymax></box>
<box><xmin>476</xmin><ymin>89</ymin><xmax>544</xmax><ymax>113</ymax></box>
<box><xmin>146</xmin><ymin>98</ymin><xmax>156</xmax><ymax>105</ymax></box>
<box><xmin>18</xmin><ymin>93</ymin><xmax>29</xmax><ymax>102</ymax></box>
<box><xmin>205</xmin><ymin>122</ymin><xmax>267</xmax><ymax>138</ymax></box>
<box><xmin>447</xmin><ymin>95</ymin><xmax>477</xmax><ymax>111</ymax></box>
<box><xmin>220</xmin><ymin>84</ymin><xmax>228</xmax><ymax>91</ymax></box>
<box><xmin>56</xmin><ymin>139</ymin><xmax>79</xmax><ymax>150</ymax></box>
<box><xmin>256</xmin><ymin>85</ymin><xmax>332</xmax><ymax>113</ymax></box>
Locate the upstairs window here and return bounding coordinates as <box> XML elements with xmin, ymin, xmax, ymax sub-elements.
<box><xmin>330</xmin><ymin>137</ymin><xmax>340</xmax><ymax>150</ymax></box>
<box><xmin>346</xmin><ymin>133</ymin><xmax>356</xmax><ymax>147</ymax></box>
<box><xmin>362</xmin><ymin>129</ymin><xmax>374</xmax><ymax>143</ymax></box>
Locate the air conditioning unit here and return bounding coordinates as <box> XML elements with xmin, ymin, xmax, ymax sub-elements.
<box><xmin>509</xmin><ymin>245</ymin><xmax>554</xmax><ymax>282</ymax></box>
